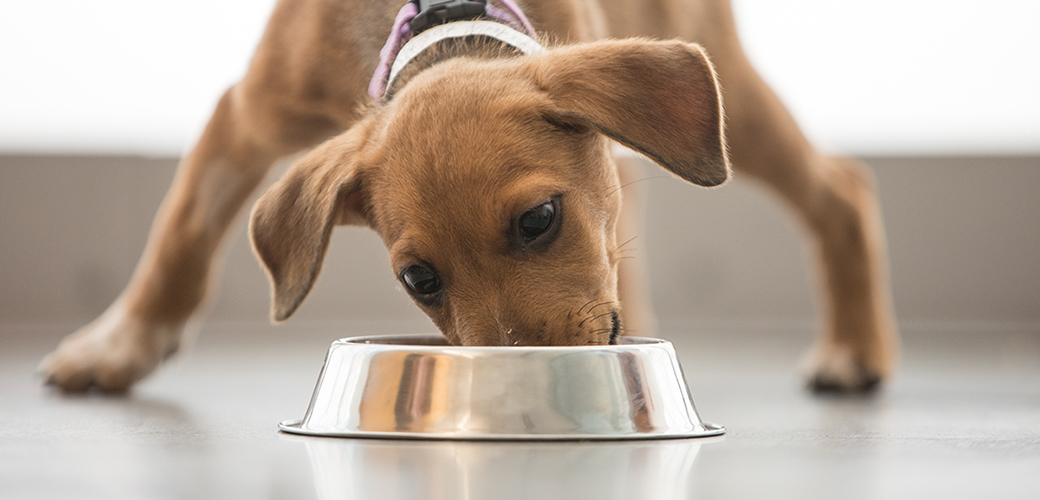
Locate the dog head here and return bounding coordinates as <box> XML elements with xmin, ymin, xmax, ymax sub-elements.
<box><xmin>249</xmin><ymin>39</ymin><xmax>728</xmax><ymax>346</ymax></box>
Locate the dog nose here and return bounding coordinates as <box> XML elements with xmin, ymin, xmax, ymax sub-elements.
<box><xmin>484</xmin><ymin>326</ymin><xmax>535</xmax><ymax>346</ymax></box>
<box><xmin>497</xmin><ymin>327</ymin><xmax>532</xmax><ymax>346</ymax></box>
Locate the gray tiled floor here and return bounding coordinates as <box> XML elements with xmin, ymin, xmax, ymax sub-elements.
<box><xmin>2</xmin><ymin>322</ymin><xmax>1038</xmax><ymax>499</ymax></box>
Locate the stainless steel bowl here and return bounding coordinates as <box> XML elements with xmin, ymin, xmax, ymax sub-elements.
<box><xmin>280</xmin><ymin>334</ymin><xmax>723</xmax><ymax>440</ymax></box>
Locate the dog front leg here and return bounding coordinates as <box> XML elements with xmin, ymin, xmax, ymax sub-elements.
<box><xmin>38</xmin><ymin>86</ymin><xmax>331</xmax><ymax>392</ymax></box>
<box><xmin>613</xmin><ymin>151</ymin><xmax>658</xmax><ymax>338</ymax></box>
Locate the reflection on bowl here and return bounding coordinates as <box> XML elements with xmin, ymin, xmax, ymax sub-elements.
<box><xmin>281</xmin><ymin>334</ymin><xmax>723</xmax><ymax>440</ymax></box>
<box><xmin>290</xmin><ymin>434</ymin><xmax>713</xmax><ymax>500</ymax></box>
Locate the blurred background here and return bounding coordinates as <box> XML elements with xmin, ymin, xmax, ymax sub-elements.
<box><xmin>1</xmin><ymin>0</ymin><xmax>1038</xmax><ymax>339</ymax></box>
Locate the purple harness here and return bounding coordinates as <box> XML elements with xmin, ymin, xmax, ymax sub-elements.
<box><xmin>368</xmin><ymin>0</ymin><xmax>539</xmax><ymax>102</ymax></box>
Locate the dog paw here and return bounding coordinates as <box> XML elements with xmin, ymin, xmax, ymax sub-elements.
<box><xmin>37</xmin><ymin>304</ymin><xmax>183</xmax><ymax>393</ymax></box>
<box><xmin>801</xmin><ymin>340</ymin><xmax>887</xmax><ymax>394</ymax></box>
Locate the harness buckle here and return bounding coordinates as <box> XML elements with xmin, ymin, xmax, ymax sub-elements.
<box><xmin>409</xmin><ymin>0</ymin><xmax>488</xmax><ymax>33</ymax></box>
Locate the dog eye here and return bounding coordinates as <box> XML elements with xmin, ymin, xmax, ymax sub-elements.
<box><xmin>401</xmin><ymin>265</ymin><xmax>441</xmax><ymax>296</ymax></box>
<box><xmin>519</xmin><ymin>200</ymin><xmax>555</xmax><ymax>240</ymax></box>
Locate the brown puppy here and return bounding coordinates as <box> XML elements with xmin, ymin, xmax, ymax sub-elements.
<box><xmin>39</xmin><ymin>0</ymin><xmax>898</xmax><ymax>393</ymax></box>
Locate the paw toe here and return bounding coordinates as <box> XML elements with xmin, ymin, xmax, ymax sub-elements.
<box><xmin>39</xmin><ymin>336</ymin><xmax>150</xmax><ymax>394</ymax></box>
<box><xmin>809</xmin><ymin>370</ymin><xmax>881</xmax><ymax>394</ymax></box>
<box><xmin>803</xmin><ymin>341</ymin><xmax>888</xmax><ymax>394</ymax></box>
<box><xmin>93</xmin><ymin>362</ymin><xmax>142</xmax><ymax>393</ymax></box>
<box><xmin>40</xmin><ymin>359</ymin><xmax>95</xmax><ymax>394</ymax></box>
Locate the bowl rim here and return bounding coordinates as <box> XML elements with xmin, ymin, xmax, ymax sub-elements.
<box><xmin>333</xmin><ymin>333</ymin><xmax>671</xmax><ymax>352</ymax></box>
<box><xmin>278</xmin><ymin>418</ymin><xmax>726</xmax><ymax>441</ymax></box>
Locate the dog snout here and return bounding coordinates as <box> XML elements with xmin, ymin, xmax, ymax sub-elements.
<box><xmin>450</xmin><ymin>313</ymin><xmax>548</xmax><ymax>347</ymax></box>
<box><xmin>445</xmin><ymin>298</ymin><xmax>621</xmax><ymax>347</ymax></box>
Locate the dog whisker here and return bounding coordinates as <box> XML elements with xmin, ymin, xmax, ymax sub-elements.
<box><xmin>604</xmin><ymin>175</ymin><xmax>669</xmax><ymax>197</ymax></box>
<box><xmin>616</xmin><ymin>235</ymin><xmax>638</xmax><ymax>251</ymax></box>
<box><xmin>578</xmin><ymin>310</ymin><xmax>615</xmax><ymax>328</ymax></box>
<box><xmin>577</xmin><ymin>298</ymin><xmax>598</xmax><ymax>315</ymax></box>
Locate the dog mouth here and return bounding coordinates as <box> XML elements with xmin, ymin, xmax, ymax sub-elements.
<box><xmin>608</xmin><ymin>310</ymin><xmax>620</xmax><ymax>345</ymax></box>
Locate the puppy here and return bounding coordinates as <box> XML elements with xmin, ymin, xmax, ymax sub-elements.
<box><xmin>40</xmin><ymin>0</ymin><xmax>898</xmax><ymax>393</ymax></box>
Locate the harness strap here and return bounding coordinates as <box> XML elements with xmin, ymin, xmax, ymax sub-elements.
<box><xmin>368</xmin><ymin>0</ymin><xmax>540</xmax><ymax>102</ymax></box>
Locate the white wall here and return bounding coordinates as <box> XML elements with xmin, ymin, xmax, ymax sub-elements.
<box><xmin>1</xmin><ymin>0</ymin><xmax>1038</xmax><ymax>155</ymax></box>
<box><xmin>2</xmin><ymin>155</ymin><xmax>1038</xmax><ymax>329</ymax></box>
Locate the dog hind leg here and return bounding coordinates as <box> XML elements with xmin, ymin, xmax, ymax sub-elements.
<box><xmin>691</xmin><ymin>5</ymin><xmax>899</xmax><ymax>392</ymax></box>
<box><xmin>614</xmin><ymin>153</ymin><xmax>659</xmax><ymax>338</ymax></box>
<box><xmin>719</xmin><ymin>60</ymin><xmax>898</xmax><ymax>392</ymax></box>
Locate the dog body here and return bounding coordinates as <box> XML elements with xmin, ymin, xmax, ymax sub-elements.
<box><xmin>40</xmin><ymin>0</ymin><xmax>898</xmax><ymax>392</ymax></box>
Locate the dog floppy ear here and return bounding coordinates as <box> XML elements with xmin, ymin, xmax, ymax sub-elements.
<box><xmin>531</xmin><ymin>39</ymin><xmax>729</xmax><ymax>186</ymax></box>
<box><xmin>249</xmin><ymin>130</ymin><xmax>371</xmax><ymax>322</ymax></box>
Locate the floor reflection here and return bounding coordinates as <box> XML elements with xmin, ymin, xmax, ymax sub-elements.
<box><xmin>289</xmin><ymin>435</ymin><xmax>714</xmax><ymax>500</ymax></box>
